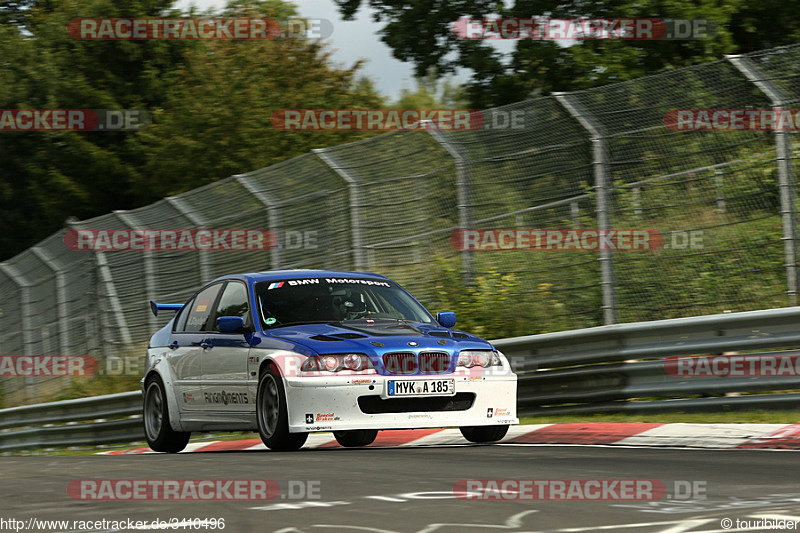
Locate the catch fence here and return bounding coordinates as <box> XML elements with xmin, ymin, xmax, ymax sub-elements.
<box><xmin>2</xmin><ymin>44</ymin><xmax>800</xmax><ymax>405</ymax></box>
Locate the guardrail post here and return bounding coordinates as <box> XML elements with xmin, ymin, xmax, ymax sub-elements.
<box><xmin>30</xmin><ymin>247</ymin><xmax>70</xmax><ymax>357</ymax></box>
<box><xmin>555</xmin><ymin>93</ymin><xmax>616</xmax><ymax>324</ymax></box>
<box><xmin>313</xmin><ymin>149</ymin><xmax>367</xmax><ymax>271</ymax></box>
<box><xmin>0</xmin><ymin>263</ymin><xmax>38</xmax><ymax>402</ymax></box>
<box><xmin>234</xmin><ymin>173</ymin><xmax>282</xmax><ymax>269</ymax></box>
<box><xmin>114</xmin><ymin>211</ymin><xmax>158</xmax><ymax>334</ymax></box>
<box><xmin>165</xmin><ymin>196</ymin><xmax>212</xmax><ymax>281</ymax></box>
<box><xmin>728</xmin><ymin>55</ymin><xmax>799</xmax><ymax>306</ymax></box>
<box><xmin>427</xmin><ymin>127</ymin><xmax>473</xmax><ymax>285</ymax></box>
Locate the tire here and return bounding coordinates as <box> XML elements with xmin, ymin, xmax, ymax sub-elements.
<box><xmin>333</xmin><ymin>429</ymin><xmax>378</xmax><ymax>448</ymax></box>
<box><xmin>460</xmin><ymin>425</ymin><xmax>509</xmax><ymax>443</ymax></box>
<box><xmin>257</xmin><ymin>369</ymin><xmax>308</xmax><ymax>451</ymax></box>
<box><xmin>143</xmin><ymin>376</ymin><xmax>191</xmax><ymax>453</ymax></box>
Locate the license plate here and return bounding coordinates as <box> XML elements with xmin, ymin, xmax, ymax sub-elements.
<box><xmin>387</xmin><ymin>379</ymin><xmax>455</xmax><ymax>397</ymax></box>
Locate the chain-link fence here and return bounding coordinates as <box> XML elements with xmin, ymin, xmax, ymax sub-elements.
<box><xmin>2</xmin><ymin>44</ymin><xmax>800</xmax><ymax>405</ymax></box>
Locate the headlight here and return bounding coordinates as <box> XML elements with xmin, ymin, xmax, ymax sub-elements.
<box><xmin>301</xmin><ymin>354</ymin><xmax>374</xmax><ymax>373</ymax></box>
<box><xmin>457</xmin><ymin>350</ymin><xmax>503</xmax><ymax>368</ymax></box>
<box><xmin>342</xmin><ymin>353</ymin><xmax>364</xmax><ymax>370</ymax></box>
<box><xmin>322</xmin><ymin>356</ymin><xmax>339</xmax><ymax>372</ymax></box>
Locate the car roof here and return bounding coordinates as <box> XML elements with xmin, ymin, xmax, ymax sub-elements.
<box><xmin>211</xmin><ymin>270</ymin><xmax>391</xmax><ymax>284</ymax></box>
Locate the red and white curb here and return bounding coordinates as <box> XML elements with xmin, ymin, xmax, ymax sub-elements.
<box><xmin>99</xmin><ymin>423</ymin><xmax>800</xmax><ymax>454</ymax></box>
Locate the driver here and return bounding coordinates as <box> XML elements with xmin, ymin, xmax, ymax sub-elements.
<box><xmin>331</xmin><ymin>289</ymin><xmax>369</xmax><ymax>320</ymax></box>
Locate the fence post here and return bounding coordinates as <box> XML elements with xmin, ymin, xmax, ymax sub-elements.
<box><xmin>114</xmin><ymin>211</ymin><xmax>158</xmax><ymax>334</ymax></box>
<box><xmin>728</xmin><ymin>54</ymin><xmax>799</xmax><ymax>306</ymax></box>
<box><xmin>0</xmin><ymin>263</ymin><xmax>37</xmax><ymax>402</ymax></box>
<box><xmin>93</xmin><ymin>252</ymin><xmax>134</xmax><ymax>352</ymax></box>
<box><xmin>555</xmin><ymin>93</ymin><xmax>617</xmax><ymax>324</ymax></box>
<box><xmin>313</xmin><ymin>148</ymin><xmax>366</xmax><ymax>271</ymax></box>
<box><xmin>165</xmin><ymin>196</ymin><xmax>212</xmax><ymax>281</ymax></box>
<box><xmin>234</xmin><ymin>173</ymin><xmax>282</xmax><ymax>269</ymax></box>
<box><xmin>30</xmin><ymin>247</ymin><xmax>70</xmax><ymax>357</ymax></box>
<box><xmin>714</xmin><ymin>169</ymin><xmax>726</xmax><ymax>213</ymax></box>
<box><xmin>426</xmin><ymin>128</ymin><xmax>473</xmax><ymax>285</ymax></box>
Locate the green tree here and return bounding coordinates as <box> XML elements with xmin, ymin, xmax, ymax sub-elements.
<box><xmin>0</xmin><ymin>0</ymin><xmax>383</xmax><ymax>259</ymax></box>
<box><xmin>0</xmin><ymin>0</ymin><xmax>189</xmax><ymax>259</ymax></box>
<box><xmin>334</xmin><ymin>0</ymin><xmax>799</xmax><ymax>107</ymax></box>
<box><xmin>138</xmin><ymin>1</ymin><xmax>384</xmax><ymax>198</ymax></box>
<box><xmin>393</xmin><ymin>68</ymin><xmax>467</xmax><ymax>108</ymax></box>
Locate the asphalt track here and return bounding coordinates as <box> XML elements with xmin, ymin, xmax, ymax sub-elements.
<box><xmin>3</xmin><ymin>444</ymin><xmax>800</xmax><ymax>532</ymax></box>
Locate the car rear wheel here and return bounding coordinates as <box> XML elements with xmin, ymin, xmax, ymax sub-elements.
<box><xmin>257</xmin><ymin>369</ymin><xmax>308</xmax><ymax>451</ymax></box>
<box><xmin>143</xmin><ymin>376</ymin><xmax>191</xmax><ymax>453</ymax></box>
<box><xmin>460</xmin><ymin>425</ymin><xmax>509</xmax><ymax>443</ymax></box>
<box><xmin>333</xmin><ymin>429</ymin><xmax>378</xmax><ymax>447</ymax></box>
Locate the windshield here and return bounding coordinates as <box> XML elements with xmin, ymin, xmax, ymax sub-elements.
<box><xmin>254</xmin><ymin>277</ymin><xmax>434</xmax><ymax>328</ymax></box>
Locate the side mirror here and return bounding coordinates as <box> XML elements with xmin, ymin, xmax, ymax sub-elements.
<box><xmin>436</xmin><ymin>311</ymin><xmax>456</xmax><ymax>328</ymax></box>
<box><xmin>217</xmin><ymin>315</ymin><xmax>246</xmax><ymax>334</ymax></box>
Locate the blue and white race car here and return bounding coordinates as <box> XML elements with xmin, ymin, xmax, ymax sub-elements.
<box><xmin>142</xmin><ymin>270</ymin><xmax>518</xmax><ymax>452</ymax></box>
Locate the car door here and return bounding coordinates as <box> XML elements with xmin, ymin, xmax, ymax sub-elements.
<box><xmin>201</xmin><ymin>280</ymin><xmax>253</xmax><ymax>413</ymax></box>
<box><xmin>170</xmin><ymin>282</ymin><xmax>224</xmax><ymax>412</ymax></box>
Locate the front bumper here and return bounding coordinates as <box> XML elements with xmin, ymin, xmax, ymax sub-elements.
<box><xmin>282</xmin><ymin>373</ymin><xmax>518</xmax><ymax>433</ymax></box>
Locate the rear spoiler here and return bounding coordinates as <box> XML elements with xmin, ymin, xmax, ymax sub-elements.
<box><xmin>150</xmin><ymin>300</ymin><xmax>183</xmax><ymax>317</ymax></box>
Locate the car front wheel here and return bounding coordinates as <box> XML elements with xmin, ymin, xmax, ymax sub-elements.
<box><xmin>460</xmin><ymin>425</ymin><xmax>509</xmax><ymax>443</ymax></box>
<box><xmin>143</xmin><ymin>376</ymin><xmax>191</xmax><ymax>453</ymax></box>
<box><xmin>257</xmin><ymin>369</ymin><xmax>308</xmax><ymax>451</ymax></box>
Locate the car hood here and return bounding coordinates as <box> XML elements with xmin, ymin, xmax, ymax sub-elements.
<box><xmin>265</xmin><ymin>321</ymin><xmax>493</xmax><ymax>354</ymax></box>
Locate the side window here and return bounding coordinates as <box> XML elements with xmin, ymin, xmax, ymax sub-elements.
<box><xmin>183</xmin><ymin>284</ymin><xmax>224</xmax><ymax>333</ymax></box>
<box><xmin>173</xmin><ymin>297</ymin><xmax>195</xmax><ymax>332</ymax></box>
<box><xmin>214</xmin><ymin>281</ymin><xmax>251</xmax><ymax>331</ymax></box>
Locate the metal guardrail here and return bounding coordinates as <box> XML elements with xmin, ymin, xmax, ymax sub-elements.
<box><xmin>499</xmin><ymin>307</ymin><xmax>800</xmax><ymax>415</ymax></box>
<box><xmin>2</xmin><ymin>307</ymin><xmax>800</xmax><ymax>451</ymax></box>
<box><xmin>494</xmin><ymin>307</ymin><xmax>800</xmax><ymax>368</ymax></box>
<box><xmin>0</xmin><ymin>392</ymin><xmax>143</xmax><ymax>452</ymax></box>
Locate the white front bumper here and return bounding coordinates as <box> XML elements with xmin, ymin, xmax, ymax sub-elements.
<box><xmin>283</xmin><ymin>373</ymin><xmax>518</xmax><ymax>433</ymax></box>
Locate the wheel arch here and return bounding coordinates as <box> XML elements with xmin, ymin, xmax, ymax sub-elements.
<box><xmin>256</xmin><ymin>352</ymin><xmax>306</xmax><ymax>434</ymax></box>
<box><xmin>143</xmin><ymin>365</ymin><xmax>185</xmax><ymax>432</ymax></box>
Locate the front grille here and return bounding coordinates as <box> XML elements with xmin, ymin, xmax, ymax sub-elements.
<box><xmin>358</xmin><ymin>393</ymin><xmax>475</xmax><ymax>414</ymax></box>
<box><xmin>419</xmin><ymin>352</ymin><xmax>450</xmax><ymax>374</ymax></box>
<box><xmin>383</xmin><ymin>352</ymin><xmax>417</xmax><ymax>374</ymax></box>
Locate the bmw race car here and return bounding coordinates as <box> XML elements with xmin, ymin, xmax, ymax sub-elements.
<box><xmin>142</xmin><ymin>270</ymin><xmax>518</xmax><ymax>452</ymax></box>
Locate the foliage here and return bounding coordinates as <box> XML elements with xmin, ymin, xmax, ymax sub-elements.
<box><xmin>392</xmin><ymin>68</ymin><xmax>468</xmax><ymax>109</ymax></box>
<box><xmin>0</xmin><ymin>0</ymin><xmax>385</xmax><ymax>260</ymax></box>
<box><xmin>334</xmin><ymin>0</ymin><xmax>800</xmax><ymax>107</ymax></box>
